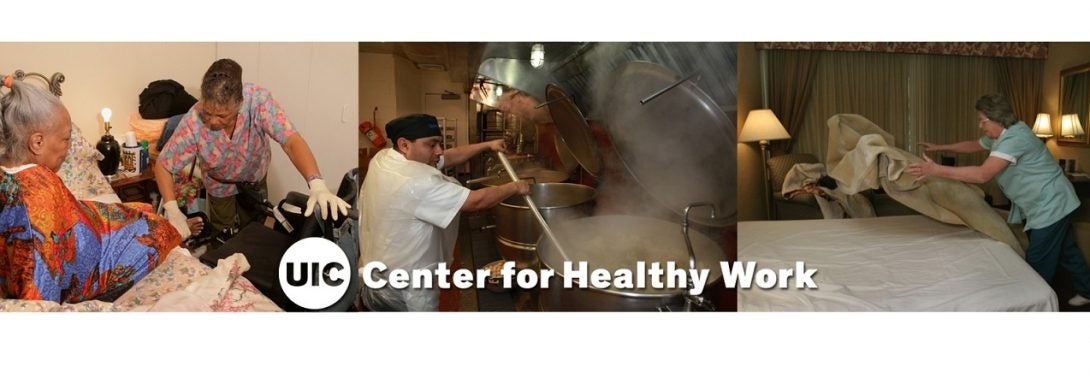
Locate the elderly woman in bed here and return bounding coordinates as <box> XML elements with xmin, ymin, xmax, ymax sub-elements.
<box><xmin>906</xmin><ymin>93</ymin><xmax>1090</xmax><ymax>308</ymax></box>
<box><xmin>0</xmin><ymin>79</ymin><xmax>181</xmax><ymax>303</ymax></box>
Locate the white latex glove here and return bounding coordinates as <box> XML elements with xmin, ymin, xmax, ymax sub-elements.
<box><xmin>305</xmin><ymin>179</ymin><xmax>350</xmax><ymax>221</ymax></box>
<box><xmin>163</xmin><ymin>201</ymin><xmax>192</xmax><ymax>239</ymax></box>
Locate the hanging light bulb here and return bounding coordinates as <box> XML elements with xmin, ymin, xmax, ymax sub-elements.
<box><xmin>495</xmin><ymin>85</ymin><xmax>504</xmax><ymax>97</ymax></box>
<box><xmin>530</xmin><ymin>43</ymin><xmax>545</xmax><ymax>68</ymax></box>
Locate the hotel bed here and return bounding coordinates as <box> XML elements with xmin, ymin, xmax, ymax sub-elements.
<box><xmin>739</xmin><ymin>215</ymin><xmax>1057</xmax><ymax>311</ymax></box>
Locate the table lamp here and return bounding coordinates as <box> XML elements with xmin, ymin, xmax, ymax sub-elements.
<box><xmin>1032</xmin><ymin>113</ymin><xmax>1053</xmax><ymax>139</ymax></box>
<box><xmin>739</xmin><ymin>109</ymin><xmax>791</xmax><ymax>220</ymax></box>
<box><xmin>1061</xmin><ymin>114</ymin><xmax>1085</xmax><ymax>138</ymax></box>
<box><xmin>96</xmin><ymin>107</ymin><xmax>121</xmax><ymax>178</ymax></box>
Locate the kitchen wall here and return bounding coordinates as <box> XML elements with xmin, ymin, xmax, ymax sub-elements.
<box><xmin>0</xmin><ymin>42</ymin><xmax>359</xmax><ymax>204</ymax></box>
<box><xmin>359</xmin><ymin>52</ymin><xmax>398</xmax><ymax>150</ymax></box>
<box><xmin>358</xmin><ymin>52</ymin><xmax>472</xmax><ymax>150</ymax></box>
<box><xmin>737</xmin><ymin>43</ymin><xmax>766</xmax><ymax>221</ymax></box>
<box><xmin>1042</xmin><ymin>42</ymin><xmax>1090</xmax><ymax>171</ymax></box>
<box><xmin>394</xmin><ymin>55</ymin><xmax>422</xmax><ymax>119</ymax></box>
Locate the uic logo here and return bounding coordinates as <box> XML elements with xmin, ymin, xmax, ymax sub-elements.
<box><xmin>278</xmin><ymin>237</ymin><xmax>350</xmax><ymax>310</ymax></box>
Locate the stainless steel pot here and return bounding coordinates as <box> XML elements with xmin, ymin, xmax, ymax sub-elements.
<box><xmin>477</xmin><ymin>167</ymin><xmax>570</xmax><ymax>188</ymax></box>
<box><xmin>536</xmin><ymin>215</ymin><xmax>726</xmax><ymax>311</ymax></box>
<box><xmin>493</xmin><ymin>183</ymin><xmax>595</xmax><ymax>269</ymax></box>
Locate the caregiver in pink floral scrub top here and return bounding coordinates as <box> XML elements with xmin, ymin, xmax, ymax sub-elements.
<box><xmin>153</xmin><ymin>58</ymin><xmax>349</xmax><ymax>239</ymax></box>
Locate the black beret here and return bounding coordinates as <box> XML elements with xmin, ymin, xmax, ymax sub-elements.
<box><xmin>386</xmin><ymin>114</ymin><xmax>442</xmax><ymax>144</ymax></box>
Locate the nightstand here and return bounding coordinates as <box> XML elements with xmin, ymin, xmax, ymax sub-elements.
<box><xmin>109</xmin><ymin>161</ymin><xmax>159</xmax><ymax>204</ymax></box>
<box><xmin>1068</xmin><ymin>173</ymin><xmax>1090</xmax><ymax>223</ymax></box>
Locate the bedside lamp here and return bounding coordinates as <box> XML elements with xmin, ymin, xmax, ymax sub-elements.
<box><xmin>95</xmin><ymin>107</ymin><xmax>121</xmax><ymax>178</ymax></box>
<box><xmin>740</xmin><ymin>109</ymin><xmax>791</xmax><ymax>220</ymax></box>
<box><xmin>1061</xmin><ymin>114</ymin><xmax>1085</xmax><ymax>138</ymax></box>
<box><xmin>1032</xmin><ymin>113</ymin><xmax>1053</xmax><ymax>139</ymax></box>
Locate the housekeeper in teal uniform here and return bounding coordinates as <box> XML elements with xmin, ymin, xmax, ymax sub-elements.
<box><xmin>907</xmin><ymin>93</ymin><xmax>1090</xmax><ymax>307</ymax></box>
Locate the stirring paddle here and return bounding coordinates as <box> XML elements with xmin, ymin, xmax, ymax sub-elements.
<box><xmin>495</xmin><ymin>151</ymin><xmax>572</xmax><ymax>262</ymax></box>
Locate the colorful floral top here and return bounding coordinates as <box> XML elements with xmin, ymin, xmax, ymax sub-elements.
<box><xmin>158</xmin><ymin>83</ymin><xmax>297</xmax><ymax>198</ymax></box>
<box><xmin>0</xmin><ymin>165</ymin><xmax>181</xmax><ymax>303</ymax></box>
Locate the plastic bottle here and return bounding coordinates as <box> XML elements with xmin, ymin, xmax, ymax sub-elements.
<box><xmin>139</xmin><ymin>139</ymin><xmax>150</xmax><ymax>173</ymax></box>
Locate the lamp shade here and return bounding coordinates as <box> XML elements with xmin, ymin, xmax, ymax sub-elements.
<box><xmin>739</xmin><ymin>109</ymin><xmax>791</xmax><ymax>143</ymax></box>
<box><xmin>1061</xmin><ymin>114</ymin><xmax>1085</xmax><ymax>138</ymax></box>
<box><xmin>1032</xmin><ymin>113</ymin><xmax>1053</xmax><ymax>137</ymax></box>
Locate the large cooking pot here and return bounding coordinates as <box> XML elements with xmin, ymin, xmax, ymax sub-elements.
<box><xmin>493</xmin><ymin>183</ymin><xmax>595</xmax><ymax>269</ymax></box>
<box><xmin>477</xmin><ymin>167</ymin><xmax>571</xmax><ymax>188</ymax></box>
<box><xmin>536</xmin><ymin>215</ymin><xmax>726</xmax><ymax>311</ymax></box>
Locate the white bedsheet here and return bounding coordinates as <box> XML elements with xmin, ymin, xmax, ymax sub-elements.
<box><xmin>739</xmin><ymin>215</ymin><xmax>1057</xmax><ymax>311</ymax></box>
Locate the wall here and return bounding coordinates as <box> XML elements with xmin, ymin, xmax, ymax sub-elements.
<box><xmin>0</xmin><ymin>42</ymin><xmax>359</xmax><ymax>205</ymax></box>
<box><xmin>737</xmin><ymin>43</ymin><xmax>767</xmax><ymax>221</ymax></box>
<box><xmin>394</xmin><ymin>56</ymin><xmax>422</xmax><ymax>119</ymax></box>
<box><xmin>359</xmin><ymin>53</ymin><xmax>397</xmax><ymax>150</ymax></box>
<box><xmin>418</xmin><ymin>70</ymin><xmax>470</xmax><ymax>147</ymax></box>
<box><xmin>0</xmin><ymin>42</ymin><xmax>214</xmax><ymax>141</ymax></box>
<box><xmin>1042</xmin><ymin>43</ymin><xmax>1090</xmax><ymax>170</ymax></box>
<box><xmin>359</xmin><ymin>52</ymin><xmax>472</xmax><ymax>151</ymax></box>
<box><xmin>216</xmin><ymin>43</ymin><xmax>359</xmax><ymax>203</ymax></box>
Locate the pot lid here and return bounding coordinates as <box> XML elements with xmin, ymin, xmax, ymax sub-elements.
<box><xmin>554</xmin><ymin>132</ymin><xmax>579</xmax><ymax>175</ymax></box>
<box><xmin>545</xmin><ymin>84</ymin><xmax>601</xmax><ymax>176</ymax></box>
<box><xmin>601</xmin><ymin>61</ymin><xmax>736</xmax><ymax>227</ymax></box>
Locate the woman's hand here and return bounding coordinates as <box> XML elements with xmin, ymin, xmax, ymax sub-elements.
<box><xmin>905</xmin><ymin>153</ymin><xmax>938</xmax><ymax>181</ymax></box>
<box><xmin>305</xmin><ymin>179</ymin><xmax>351</xmax><ymax>220</ymax></box>
<box><xmin>163</xmin><ymin>201</ymin><xmax>192</xmax><ymax>239</ymax></box>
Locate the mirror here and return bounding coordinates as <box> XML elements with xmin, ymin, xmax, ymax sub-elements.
<box><xmin>1059</xmin><ymin>63</ymin><xmax>1090</xmax><ymax>146</ymax></box>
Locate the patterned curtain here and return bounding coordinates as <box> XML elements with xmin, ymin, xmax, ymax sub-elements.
<box><xmin>755</xmin><ymin>42</ymin><xmax>1048</xmax><ymax>59</ymax></box>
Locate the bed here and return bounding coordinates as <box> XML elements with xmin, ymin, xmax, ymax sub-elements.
<box><xmin>738</xmin><ymin>215</ymin><xmax>1057</xmax><ymax>311</ymax></box>
<box><xmin>0</xmin><ymin>70</ymin><xmax>280</xmax><ymax>312</ymax></box>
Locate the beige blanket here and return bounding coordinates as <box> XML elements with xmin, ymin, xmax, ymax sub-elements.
<box><xmin>824</xmin><ymin>114</ymin><xmax>1024</xmax><ymax>257</ymax></box>
<box><xmin>782</xmin><ymin>162</ymin><xmax>875</xmax><ymax>219</ymax></box>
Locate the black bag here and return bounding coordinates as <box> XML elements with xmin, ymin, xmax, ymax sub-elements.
<box><xmin>138</xmin><ymin>79</ymin><xmax>198</xmax><ymax>119</ymax></box>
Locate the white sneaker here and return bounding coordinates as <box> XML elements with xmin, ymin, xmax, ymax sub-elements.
<box><xmin>1068</xmin><ymin>294</ymin><xmax>1090</xmax><ymax>307</ymax></box>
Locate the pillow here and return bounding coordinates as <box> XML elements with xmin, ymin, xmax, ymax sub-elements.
<box><xmin>56</xmin><ymin>122</ymin><xmax>116</xmax><ymax>200</ymax></box>
<box><xmin>129</xmin><ymin>112</ymin><xmax>167</xmax><ymax>157</ymax></box>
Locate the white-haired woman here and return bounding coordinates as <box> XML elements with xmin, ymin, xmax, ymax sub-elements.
<box><xmin>0</xmin><ymin>78</ymin><xmax>180</xmax><ymax>303</ymax></box>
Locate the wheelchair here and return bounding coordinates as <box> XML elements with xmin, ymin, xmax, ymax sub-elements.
<box><xmin>194</xmin><ymin>169</ymin><xmax>360</xmax><ymax>312</ymax></box>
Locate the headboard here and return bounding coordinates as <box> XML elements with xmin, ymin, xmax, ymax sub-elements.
<box><xmin>12</xmin><ymin>69</ymin><xmax>65</xmax><ymax>97</ymax></box>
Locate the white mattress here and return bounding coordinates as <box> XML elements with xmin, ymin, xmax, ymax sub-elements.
<box><xmin>739</xmin><ymin>215</ymin><xmax>1057</xmax><ymax>311</ymax></box>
